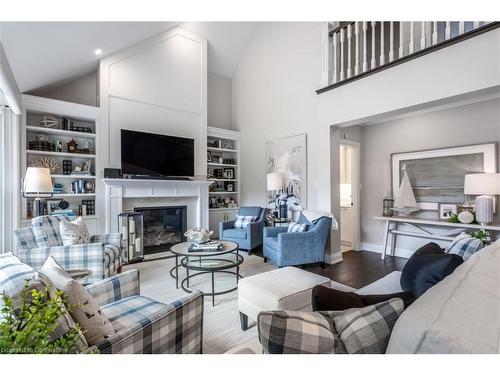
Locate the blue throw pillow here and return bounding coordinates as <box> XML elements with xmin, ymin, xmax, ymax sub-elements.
<box><xmin>234</xmin><ymin>215</ymin><xmax>256</xmax><ymax>229</ymax></box>
<box><xmin>287</xmin><ymin>223</ymin><xmax>308</xmax><ymax>233</ymax></box>
<box><xmin>444</xmin><ymin>233</ymin><xmax>484</xmax><ymax>261</ymax></box>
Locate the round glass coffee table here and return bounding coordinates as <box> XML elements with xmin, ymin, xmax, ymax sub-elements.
<box><xmin>170</xmin><ymin>240</ymin><xmax>243</xmax><ymax>306</ymax></box>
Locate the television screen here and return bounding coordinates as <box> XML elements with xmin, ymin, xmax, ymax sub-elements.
<box><xmin>121</xmin><ymin>129</ymin><xmax>194</xmax><ymax>177</ymax></box>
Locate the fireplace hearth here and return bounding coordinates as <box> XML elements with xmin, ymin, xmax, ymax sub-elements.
<box><xmin>134</xmin><ymin>206</ymin><xmax>187</xmax><ymax>254</ymax></box>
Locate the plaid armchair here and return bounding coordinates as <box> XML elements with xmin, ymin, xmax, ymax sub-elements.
<box><xmin>14</xmin><ymin>215</ymin><xmax>122</xmax><ymax>284</ymax></box>
<box><xmin>86</xmin><ymin>270</ymin><xmax>204</xmax><ymax>354</ymax></box>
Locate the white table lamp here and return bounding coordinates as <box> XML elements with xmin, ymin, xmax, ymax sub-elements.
<box><xmin>266</xmin><ymin>172</ymin><xmax>283</xmax><ymax>192</ymax></box>
<box><xmin>464</xmin><ymin>173</ymin><xmax>500</xmax><ymax>225</ymax></box>
<box><xmin>23</xmin><ymin>167</ymin><xmax>53</xmax><ymax>217</ymax></box>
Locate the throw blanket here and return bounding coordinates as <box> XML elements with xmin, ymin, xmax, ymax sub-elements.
<box><xmin>302</xmin><ymin>210</ymin><xmax>338</xmax><ymax>231</ymax></box>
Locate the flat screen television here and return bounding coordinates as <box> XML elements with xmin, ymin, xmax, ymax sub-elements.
<box><xmin>121</xmin><ymin>129</ymin><xmax>194</xmax><ymax>178</ymax></box>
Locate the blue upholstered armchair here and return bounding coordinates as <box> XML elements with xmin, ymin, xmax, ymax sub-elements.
<box><xmin>219</xmin><ymin>206</ymin><xmax>268</xmax><ymax>254</ymax></box>
<box><xmin>263</xmin><ymin>212</ymin><xmax>333</xmax><ymax>267</ymax></box>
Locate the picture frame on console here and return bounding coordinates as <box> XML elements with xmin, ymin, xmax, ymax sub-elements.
<box><xmin>439</xmin><ymin>203</ymin><xmax>458</xmax><ymax>220</ymax></box>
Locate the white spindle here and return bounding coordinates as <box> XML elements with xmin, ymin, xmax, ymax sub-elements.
<box><xmin>347</xmin><ymin>24</ymin><xmax>352</xmax><ymax>78</ymax></box>
<box><xmin>371</xmin><ymin>22</ymin><xmax>377</xmax><ymax>69</ymax></box>
<box><xmin>399</xmin><ymin>22</ymin><xmax>405</xmax><ymax>59</ymax></box>
<box><xmin>332</xmin><ymin>32</ymin><xmax>338</xmax><ymax>83</ymax></box>
<box><xmin>380</xmin><ymin>22</ymin><xmax>386</xmax><ymax>65</ymax></box>
<box><xmin>354</xmin><ymin>22</ymin><xmax>360</xmax><ymax>75</ymax></box>
<box><xmin>473</xmin><ymin>21</ymin><xmax>480</xmax><ymax>29</ymax></box>
<box><xmin>362</xmin><ymin>22</ymin><xmax>368</xmax><ymax>72</ymax></box>
<box><xmin>432</xmin><ymin>21</ymin><xmax>438</xmax><ymax>45</ymax></box>
<box><xmin>321</xmin><ymin>23</ymin><xmax>332</xmax><ymax>87</ymax></box>
<box><xmin>445</xmin><ymin>21</ymin><xmax>451</xmax><ymax>40</ymax></box>
<box><xmin>389</xmin><ymin>22</ymin><xmax>395</xmax><ymax>62</ymax></box>
<box><xmin>420</xmin><ymin>21</ymin><xmax>426</xmax><ymax>50</ymax></box>
<box><xmin>409</xmin><ymin>22</ymin><xmax>415</xmax><ymax>54</ymax></box>
<box><xmin>340</xmin><ymin>28</ymin><xmax>345</xmax><ymax>81</ymax></box>
<box><xmin>458</xmin><ymin>21</ymin><xmax>465</xmax><ymax>35</ymax></box>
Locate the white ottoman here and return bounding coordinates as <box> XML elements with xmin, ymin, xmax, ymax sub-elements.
<box><xmin>238</xmin><ymin>267</ymin><xmax>331</xmax><ymax>330</ymax></box>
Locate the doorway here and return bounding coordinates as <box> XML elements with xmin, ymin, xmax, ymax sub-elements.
<box><xmin>339</xmin><ymin>141</ymin><xmax>360</xmax><ymax>252</ymax></box>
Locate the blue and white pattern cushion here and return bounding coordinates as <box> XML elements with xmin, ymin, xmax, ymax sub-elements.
<box><xmin>287</xmin><ymin>222</ymin><xmax>308</xmax><ymax>233</ymax></box>
<box><xmin>0</xmin><ymin>253</ymin><xmax>36</xmax><ymax>296</ymax></box>
<box><xmin>32</xmin><ymin>215</ymin><xmax>68</xmax><ymax>247</ymax></box>
<box><xmin>445</xmin><ymin>233</ymin><xmax>484</xmax><ymax>261</ymax></box>
<box><xmin>234</xmin><ymin>215</ymin><xmax>257</xmax><ymax>229</ymax></box>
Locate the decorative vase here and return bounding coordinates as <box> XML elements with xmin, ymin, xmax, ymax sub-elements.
<box><xmin>184</xmin><ymin>228</ymin><xmax>213</xmax><ymax>244</ymax></box>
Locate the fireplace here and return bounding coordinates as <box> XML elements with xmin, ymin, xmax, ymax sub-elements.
<box><xmin>134</xmin><ymin>206</ymin><xmax>187</xmax><ymax>254</ymax></box>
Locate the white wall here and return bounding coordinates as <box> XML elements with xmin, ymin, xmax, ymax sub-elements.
<box><xmin>360</xmin><ymin>98</ymin><xmax>500</xmax><ymax>256</ymax></box>
<box><xmin>28</xmin><ymin>71</ymin><xmax>98</xmax><ymax>107</ymax></box>
<box><xmin>232</xmin><ymin>22</ymin><xmax>322</xmax><ymax>210</ymax></box>
<box><xmin>99</xmin><ymin>27</ymin><xmax>207</xmax><ymax>178</ymax></box>
<box><xmin>208</xmin><ymin>72</ymin><xmax>231</xmax><ymax>129</ymax></box>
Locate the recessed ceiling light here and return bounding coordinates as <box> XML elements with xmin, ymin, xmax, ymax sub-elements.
<box><xmin>94</xmin><ymin>49</ymin><xmax>103</xmax><ymax>56</ymax></box>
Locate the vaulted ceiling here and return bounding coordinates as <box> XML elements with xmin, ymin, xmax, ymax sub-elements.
<box><xmin>0</xmin><ymin>22</ymin><xmax>258</xmax><ymax>92</ymax></box>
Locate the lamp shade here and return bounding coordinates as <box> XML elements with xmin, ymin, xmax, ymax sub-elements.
<box><xmin>464</xmin><ymin>173</ymin><xmax>500</xmax><ymax>195</ymax></box>
<box><xmin>266</xmin><ymin>173</ymin><xmax>283</xmax><ymax>191</ymax></box>
<box><xmin>23</xmin><ymin>167</ymin><xmax>53</xmax><ymax>193</ymax></box>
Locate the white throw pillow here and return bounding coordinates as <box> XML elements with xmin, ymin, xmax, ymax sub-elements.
<box><xmin>41</xmin><ymin>256</ymin><xmax>115</xmax><ymax>346</ymax></box>
<box><xmin>59</xmin><ymin>217</ymin><xmax>90</xmax><ymax>246</ymax></box>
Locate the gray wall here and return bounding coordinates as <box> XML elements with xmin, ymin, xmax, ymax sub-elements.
<box><xmin>29</xmin><ymin>71</ymin><xmax>98</xmax><ymax>107</ymax></box>
<box><xmin>208</xmin><ymin>72</ymin><xmax>232</xmax><ymax>129</ymax></box>
<box><xmin>360</xmin><ymin>98</ymin><xmax>500</xmax><ymax>256</ymax></box>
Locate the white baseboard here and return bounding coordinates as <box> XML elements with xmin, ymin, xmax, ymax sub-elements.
<box><xmin>326</xmin><ymin>251</ymin><xmax>344</xmax><ymax>265</ymax></box>
<box><xmin>361</xmin><ymin>242</ymin><xmax>413</xmax><ymax>259</ymax></box>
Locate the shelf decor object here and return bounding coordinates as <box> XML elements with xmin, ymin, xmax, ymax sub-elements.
<box><xmin>464</xmin><ymin>173</ymin><xmax>500</xmax><ymax>225</ymax></box>
<box><xmin>22</xmin><ymin>167</ymin><xmax>54</xmax><ymax>217</ymax></box>
<box><xmin>118</xmin><ymin>212</ymin><xmax>144</xmax><ymax>264</ymax></box>
<box><xmin>40</xmin><ymin>114</ymin><xmax>58</xmax><ymax>128</ymax></box>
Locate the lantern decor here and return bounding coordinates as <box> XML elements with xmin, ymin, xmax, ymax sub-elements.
<box><xmin>118</xmin><ymin>212</ymin><xmax>144</xmax><ymax>264</ymax></box>
<box><xmin>382</xmin><ymin>194</ymin><xmax>394</xmax><ymax>217</ymax></box>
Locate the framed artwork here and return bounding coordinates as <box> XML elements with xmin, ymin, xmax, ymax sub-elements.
<box><xmin>392</xmin><ymin>143</ymin><xmax>497</xmax><ymax>210</ymax></box>
<box><xmin>439</xmin><ymin>203</ymin><xmax>458</xmax><ymax>220</ymax></box>
<box><xmin>46</xmin><ymin>199</ymin><xmax>62</xmax><ymax>214</ymax></box>
<box><xmin>207</xmin><ymin>151</ymin><xmax>212</xmax><ymax>162</ymax></box>
<box><xmin>223</xmin><ymin>168</ymin><xmax>234</xmax><ymax>179</ymax></box>
<box><xmin>265</xmin><ymin>133</ymin><xmax>307</xmax><ymax>211</ymax></box>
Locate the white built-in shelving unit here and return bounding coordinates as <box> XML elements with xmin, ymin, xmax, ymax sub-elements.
<box><xmin>20</xmin><ymin>95</ymin><xmax>100</xmax><ymax>234</ymax></box>
<box><xmin>207</xmin><ymin>126</ymin><xmax>241</xmax><ymax>234</ymax></box>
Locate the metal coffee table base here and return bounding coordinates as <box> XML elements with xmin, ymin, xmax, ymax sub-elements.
<box><xmin>179</xmin><ymin>255</ymin><xmax>243</xmax><ymax>306</ymax></box>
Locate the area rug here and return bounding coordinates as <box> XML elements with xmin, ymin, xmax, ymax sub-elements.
<box><xmin>123</xmin><ymin>253</ymin><xmax>275</xmax><ymax>353</ymax></box>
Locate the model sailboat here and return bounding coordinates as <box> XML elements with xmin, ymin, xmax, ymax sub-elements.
<box><xmin>392</xmin><ymin>164</ymin><xmax>419</xmax><ymax>215</ymax></box>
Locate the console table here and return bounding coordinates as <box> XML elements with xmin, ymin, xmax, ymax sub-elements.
<box><xmin>374</xmin><ymin>216</ymin><xmax>500</xmax><ymax>260</ymax></box>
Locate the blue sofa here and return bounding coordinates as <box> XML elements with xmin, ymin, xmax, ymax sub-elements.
<box><xmin>263</xmin><ymin>213</ymin><xmax>332</xmax><ymax>267</ymax></box>
<box><xmin>219</xmin><ymin>206</ymin><xmax>268</xmax><ymax>254</ymax></box>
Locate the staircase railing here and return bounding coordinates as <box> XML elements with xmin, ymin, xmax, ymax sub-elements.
<box><xmin>318</xmin><ymin>21</ymin><xmax>499</xmax><ymax>94</ymax></box>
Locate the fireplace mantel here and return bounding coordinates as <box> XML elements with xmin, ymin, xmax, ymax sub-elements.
<box><xmin>102</xmin><ymin>178</ymin><xmax>212</xmax><ymax>233</ymax></box>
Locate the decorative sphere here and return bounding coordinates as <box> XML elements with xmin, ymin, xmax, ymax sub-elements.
<box><xmin>458</xmin><ymin>211</ymin><xmax>474</xmax><ymax>224</ymax></box>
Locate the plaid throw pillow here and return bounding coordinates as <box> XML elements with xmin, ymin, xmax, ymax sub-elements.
<box><xmin>445</xmin><ymin>233</ymin><xmax>484</xmax><ymax>261</ymax></box>
<box><xmin>287</xmin><ymin>223</ymin><xmax>308</xmax><ymax>233</ymax></box>
<box><xmin>258</xmin><ymin>310</ymin><xmax>339</xmax><ymax>354</ymax></box>
<box><xmin>234</xmin><ymin>215</ymin><xmax>257</xmax><ymax>229</ymax></box>
<box><xmin>321</xmin><ymin>298</ymin><xmax>404</xmax><ymax>354</ymax></box>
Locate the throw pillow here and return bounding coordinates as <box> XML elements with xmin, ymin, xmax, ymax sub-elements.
<box><xmin>321</xmin><ymin>298</ymin><xmax>404</xmax><ymax>354</ymax></box>
<box><xmin>258</xmin><ymin>310</ymin><xmax>338</xmax><ymax>354</ymax></box>
<box><xmin>40</xmin><ymin>256</ymin><xmax>114</xmax><ymax>346</ymax></box>
<box><xmin>59</xmin><ymin>217</ymin><xmax>90</xmax><ymax>246</ymax></box>
<box><xmin>234</xmin><ymin>215</ymin><xmax>257</xmax><ymax>229</ymax></box>
<box><xmin>400</xmin><ymin>242</ymin><xmax>463</xmax><ymax>297</ymax></box>
<box><xmin>445</xmin><ymin>232</ymin><xmax>484</xmax><ymax>261</ymax></box>
<box><xmin>287</xmin><ymin>222</ymin><xmax>308</xmax><ymax>233</ymax></box>
<box><xmin>0</xmin><ymin>253</ymin><xmax>36</xmax><ymax>297</ymax></box>
<box><xmin>311</xmin><ymin>284</ymin><xmax>416</xmax><ymax>312</ymax></box>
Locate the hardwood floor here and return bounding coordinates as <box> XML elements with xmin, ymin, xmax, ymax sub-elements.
<box><xmin>251</xmin><ymin>247</ymin><xmax>407</xmax><ymax>289</ymax></box>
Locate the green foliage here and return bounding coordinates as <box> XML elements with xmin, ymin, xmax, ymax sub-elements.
<box><xmin>448</xmin><ymin>213</ymin><xmax>460</xmax><ymax>223</ymax></box>
<box><xmin>469</xmin><ymin>229</ymin><xmax>491</xmax><ymax>246</ymax></box>
<box><xmin>0</xmin><ymin>281</ymin><xmax>86</xmax><ymax>354</ymax></box>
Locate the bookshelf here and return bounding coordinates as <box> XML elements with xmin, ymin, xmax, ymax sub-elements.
<box><xmin>20</xmin><ymin>95</ymin><xmax>101</xmax><ymax>234</ymax></box>
<box><xmin>207</xmin><ymin>126</ymin><xmax>241</xmax><ymax>235</ymax></box>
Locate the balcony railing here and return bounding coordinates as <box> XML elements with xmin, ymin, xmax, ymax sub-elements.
<box><xmin>318</xmin><ymin>21</ymin><xmax>500</xmax><ymax>94</ymax></box>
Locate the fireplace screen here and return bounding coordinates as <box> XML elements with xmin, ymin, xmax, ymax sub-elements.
<box><xmin>134</xmin><ymin>206</ymin><xmax>187</xmax><ymax>254</ymax></box>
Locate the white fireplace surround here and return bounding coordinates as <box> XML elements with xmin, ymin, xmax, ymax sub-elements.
<box><xmin>102</xmin><ymin>179</ymin><xmax>211</xmax><ymax>234</ymax></box>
